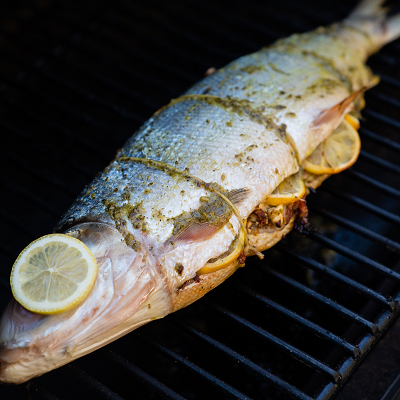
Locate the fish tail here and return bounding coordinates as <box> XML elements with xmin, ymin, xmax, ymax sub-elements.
<box><xmin>349</xmin><ymin>0</ymin><xmax>387</xmax><ymax>18</ymax></box>
<box><xmin>347</xmin><ymin>0</ymin><xmax>400</xmax><ymax>49</ymax></box>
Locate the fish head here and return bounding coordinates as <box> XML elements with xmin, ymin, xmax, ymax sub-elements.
<box><xmin>0</xmin><ymin>222</ymin><xmax>170</xmax><ymax>384</ymax></box>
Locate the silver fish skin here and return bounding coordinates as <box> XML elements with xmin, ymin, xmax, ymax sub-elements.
<box><xmin>1</xmin><ymin>0</ymin><xmax>399</xmax><ymax>384</ymax></box>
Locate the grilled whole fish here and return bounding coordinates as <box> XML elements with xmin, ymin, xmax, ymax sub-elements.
<box><xmin>1</xmin><ymin>0</ymin><xmax>399</xmax><ymax>384</ymax></box>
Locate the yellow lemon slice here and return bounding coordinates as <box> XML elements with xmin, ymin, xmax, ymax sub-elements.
<box><xmin>10</xmin><ymin>234</ymin><xmax>97</xmax><ymax>315</ymax></box>
<box><xmin>265</xmin><ymin>172</ymin><xmax>305</xmax><ymax>206</ymax></box>
<box><xmin>303</xmin><ymin>119</ymin><xmax>361</xmax><ymax>175</ymax></box>
<box><xmin>345</xmin><ymin>114</ymin><xmax>360</xmax><ymax>130</ymax></box>
<box><xmin>197</xmin><ymin>229</ymin><xmax>245</xmax><ymax>275</ymax></box>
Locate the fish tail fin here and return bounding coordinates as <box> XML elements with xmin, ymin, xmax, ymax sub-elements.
<box><xmin>347</xmin><ymin>0</ymin><xmax>400</xmax><ymax>48</ymax></box>
<box><xmin>349</xmin><ymin>0</ymin><xmax>387</xmax><ymax>18</ymax></box>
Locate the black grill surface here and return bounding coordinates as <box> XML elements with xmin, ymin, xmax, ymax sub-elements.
<box><xmin>1</xmin><ymin>1</ymin><xmax>400</xmax><ymax>399</ymax></box>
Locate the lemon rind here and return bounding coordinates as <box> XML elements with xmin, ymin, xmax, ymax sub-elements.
<box><xmin>265</xmin><ymin>173</ymin><xmax>306</xmax><ymax>206</ymax></box>
<box><xmin>303</xmin><ymin>119</ymin><xmax>361</xmax><ymax>175</ymax></box>
<box><xmin>197</xmin><ymin>229</ymin><xmax>245</xmax><ymax>275</ymax></box>
<box><xmin>10</xmin><ymin>234</ymin><xmax>97</xmax><ymax>315</ymax></box>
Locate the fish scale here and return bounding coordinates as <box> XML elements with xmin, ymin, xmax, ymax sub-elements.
<box><xmin>57</xmin><ymin>97</ymin><xmax>297</xmax><ymax>245</ymax></box>
<box><xmin>185</xmin><ymin>24</ymin><xmax>376</xmax><ymax>159</ymax></box>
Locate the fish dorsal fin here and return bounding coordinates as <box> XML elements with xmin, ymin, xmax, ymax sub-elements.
<box><xmin>311</xmin><ymin>87</ymin><xmax>366</xmax><ymax>128</ymax></box>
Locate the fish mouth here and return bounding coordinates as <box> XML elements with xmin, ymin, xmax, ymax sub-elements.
<box><xmin>0</xmin><ymin>301</ymin><xmax>57</xmax><ymax>384</ymax></box>
<box><xmin>0</xmin><ymin>336</ymin><xmax>87</xmax><ymax>384</ymax></box>
<box><xmin>0</xmin><ymin>344</ymin><xmax>45</xmax><ymax>384</ymax></box>
<box><xmin>0</xmin><ymin>222</ymin><xmax>172</xmax><ymax>384</ymax></box>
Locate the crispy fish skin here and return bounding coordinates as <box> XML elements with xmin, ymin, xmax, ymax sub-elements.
<box><xmin>1</xmin><ymin>0</ymin><xmax>400</xmax><ymax>384</ymax></box>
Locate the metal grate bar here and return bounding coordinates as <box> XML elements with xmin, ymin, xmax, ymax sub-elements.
<box><xmin>310</xmin><ymin>204</ymin><xmax>400</xmax><ymax>254</ymax></box>
<box><xmin>204</xmin><ymin>300</ymin><xmax>342</xmax><ymax>384</ymax></box>
<box><xmin>254</xmin><ymin>264</ymin><xmax>378</xmax><ymax>334</ymax></box>
<box><xmin>379</xmin><ymin>72</ymin><xmax>400</xmax><ymax>89</ymax></box>
<box><xmin>364</xmin><ymin>109</ymin><xmax>400</xmax><ymax>131</ymax></box>
<box><xmin>66</xmin><ymin>365</ymin><xmax>125</xmax><ymax>400</ymax></box>
<box><xmin>170</xmin><ymin>318</ymin><xmax>314</xmax><ymax>400</ymax></box>
<box><xmin>234</xmin><ymin>283</ymin><xmax>360</xmax><ymax>358</ymax></box>
<box><xmin>369</xmin><ymin>91</ymin><xmax>400</xmax><ymax>110</ymax></box>
<box><xmin>359</xmin><ymin>128</ymin><xmax>400</xmax><ymax>153</ymax></box>
<box><xmin>101</xmin><ymin>349</ymin><xmax>186</xmax><ymax>400</ymax></box>
<box><xmin>359</xmin><ymin>150</ymin><xmax>400</xmax><ymax>175</ymax></box>
<box><xmin>323</xmin><ymin>185</ymin><xmax>400</xmax><ymax>227</ymax></box>
<box><xmin>345</xmin><ymin>169</ymin><xmax>400</xmax><ymax>199</ymax></box>
<box><xmin>276</xmin><ymin>243</ymin><xmax>395</xmax><ymax>310</ymax></box>
<box><xmin>378</xmin><ymin>73</ymin><xmax>400</xmax><ymax>99</ymax></box>
<box><xmin>135</xmin><ymin>332</ymin><xmax>250</xmax><ymax>400</ymax></box>
<box><xmin>308</xmin><ymin>231</ymin><xmax>400</xmax><ymax>282</ymax></box>
<box><xmin>372</xmin><ymin>52</ymin><xmax>399</xmax><ymax>67</ymax></box>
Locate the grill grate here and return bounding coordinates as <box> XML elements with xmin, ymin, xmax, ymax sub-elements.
<box><xmin>1</xmin><ymin>0</ymin><xmax>400</xmax><ymax>399</ymax></box>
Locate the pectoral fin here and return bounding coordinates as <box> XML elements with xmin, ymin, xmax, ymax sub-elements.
<box><xmin>174</xmin><ymin>223</ymin><xmax>222</xmax><ymax>243</ymax></box>
<box><xmin>167</xmin><ymin>188</ymin><xmax>249</xmax><ymax>246</ymax></box>
<box><xmin>311</xmin><ymin>87</ymin><xmax>366</xmax><ymax>128</ymax></box>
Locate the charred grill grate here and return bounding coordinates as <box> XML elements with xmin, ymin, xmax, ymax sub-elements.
<box><xmin>1</xmin><ymin>0</ymin><xmax>400</xmax><ymax>399</ymax></box>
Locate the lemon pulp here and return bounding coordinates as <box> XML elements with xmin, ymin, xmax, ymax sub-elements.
<box><xmin>265</xmin><ymin>172</ymin><xmax>306</xmax><ymax>206</ymax></box>
<box><xmin>10</xmin><ymin>234</ymin><xmax>97</xmax><ymax>315</ymax></box>
<box><xmin>303</xmin><ymin>119</ymin><xmax>361</xmax><ymax>175</ymax></box>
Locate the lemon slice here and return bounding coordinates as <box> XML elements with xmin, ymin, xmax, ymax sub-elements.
<box><xmin>265</xmin><ymin>172</ymin><xmax>305</xmax><ymax>206</ymax></box>
<box><xmin>345</xmin><ymin>114</ymin><xmax>360</xmax><ymax>130</ymax></box>
<box><xmin>10</xmin><ymin>234</ymin><xmax>97</xmax><ymax>315</ymax></box>
<box><xmin>197</xmin><ymin>229</ymin><xmax>245</xmax><ymax>275</ymax></box>
<box><xmin>303</xmin><ymin>119</ymin><xmax>361</xmax><ymax>175</ymax></box>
